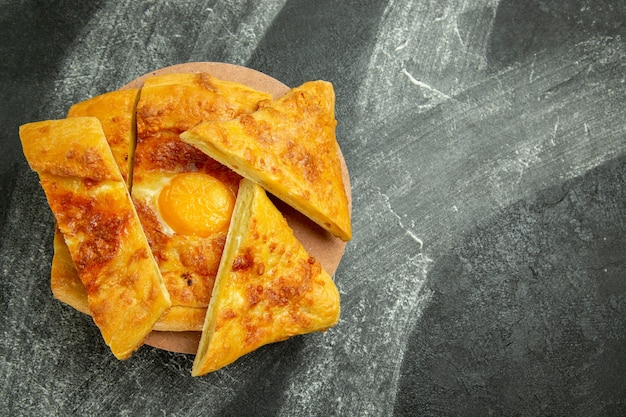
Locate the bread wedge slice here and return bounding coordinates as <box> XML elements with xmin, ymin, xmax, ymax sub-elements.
<box><xmin>192</xmin><ymin>179</ymin><xmax>340</xmax><ymax>376</ymax></box>
<box><xmin>19</xmin><ymin>117</ymin><xmax>171</xmax><ymax>359</ymax></box>
<box><xmin>50</xmin><ymin>88</ymin><xmax>141</xmax><ymax>322</ymax></box>
<box><xmin>180</xmin><ymin>80</ymin><xmax>352</xmax><ymax>241</ymax></box>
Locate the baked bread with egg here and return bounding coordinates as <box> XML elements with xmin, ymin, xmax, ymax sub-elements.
<box><xmin>192</xmin><ymin>179</ymin><xmax>340</xmax><ymax>376</ymax></box>
<box><xmin>131</xmin><ymin>73</ymin><xmax>272</xmax><ymax>331</ymax></box>
<box><xmin>19</xmin><ymin>65</ymin><xmax>348</xmax><ymax>367</ymax></box>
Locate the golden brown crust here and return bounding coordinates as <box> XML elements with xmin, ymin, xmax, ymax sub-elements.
<box><xmin>19</xmin><ymin>117</ymin><xmax>171</xmax><ymax>359</ymax></box>
<box><xmin>67</xmin><ymin>89</ymin><xmax>139</xmax><ymax>183</ymax></box>
<box><xmin>21</xmin><ymin>118</ymin><xmax>120</xmax><ymax>181</ymax></box>
<box><xmin>51</xmin><ymin>227</ymin><xmax>206</xmax><ymax>332</ymax></box>
<box><xmin>180</xmin><ymin>81</ymin><xmax>352</xmax><ymax>241</ymax></box>
<box><xmin>52</xmin><ymin>88</ymin><xmax>147</xmax><ymax>326</ymax></box>
<box><xmin>134</xmin><ymin>73</ymin><xmax>272</xmax><ymax>174</ymax></box>
<box><xmin>130</xmin><ymin>73</ymin><xmax>273</xmax><ymax>330</ymax></box>
<box><xmin>192</xmin><ymin>179</ymin><xmax>340</xmax><ymax>376</ymax></box>
<box><xmin>53</xmin><ymin>88</ymin><xmax>145</xmax><ymax>326</ymax></box>
<box><xmin>50</xmin><ymin>228</ymin><xmax>90</xmax><ymax>315</ymax></box>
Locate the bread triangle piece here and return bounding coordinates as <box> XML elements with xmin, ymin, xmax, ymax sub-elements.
<box><xmin>192</xmin><ymin>179</ymin><xmax>341</xmax><ymax>376</ymax></box>
<box><xmin>19</xmin><ymin>117</ymin><xmax>171</xmax><ymax>359</ymax></box>
<box><xmin>51</xmin><ymin>89</ymin><xmax>140</xmax><ymax>319</ymax></box>
<box><xmin>180</xmin><ymin>80</ymin><xmax>352</xmax><ymax>241</ymax></box>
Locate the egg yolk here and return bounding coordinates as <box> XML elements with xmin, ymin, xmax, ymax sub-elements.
<box><xmin>158</xmin><ymin>172</ymin><xmax>236</xmax><ymax>237</ymax></box>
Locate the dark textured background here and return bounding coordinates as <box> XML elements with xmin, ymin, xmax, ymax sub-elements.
<box><xmin>1</xmin><ymin>1</ymin><xmax>624</xmax><ymax>416</ymax></box>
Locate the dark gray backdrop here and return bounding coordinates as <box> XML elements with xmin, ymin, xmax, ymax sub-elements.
<box><xmin>1</xmin><ymin>1</ymin><xmax>624</xmax><ymax>416</ymax></box>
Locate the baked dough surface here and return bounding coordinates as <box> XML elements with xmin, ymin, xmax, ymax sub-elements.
<box><xmin>67</xmin><ymin>88</ymin><xmax>139</xmax><ymax>182</ymax></box>
<box><xmin>132</xmin><ymin>73</ymin><xmax>272</xmax><ymax>331</ymax></box>
<box><xmin>181</xmin><ymin>80</ymin><xmax>352</xmax><ymax>241</ymax></box>
<box><xmin>192</xmin><ymin>179</ymin><xmax>340</xmax><ymax>376</ymax></box>
<box><xmin>19</xmin><ymin>117</ymin><xmax>171</xmax><ymax>359</ymax></box>
<box><xmin>50</xmin><ymin>89</ymin><xmax>141</xmax><ymax>324</ymax></box>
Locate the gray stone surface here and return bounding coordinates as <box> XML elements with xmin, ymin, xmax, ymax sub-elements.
<box><xmin>1</xmin><ymin>0</ymin><xmax>624</xmax><ymax>416</ymax></box>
